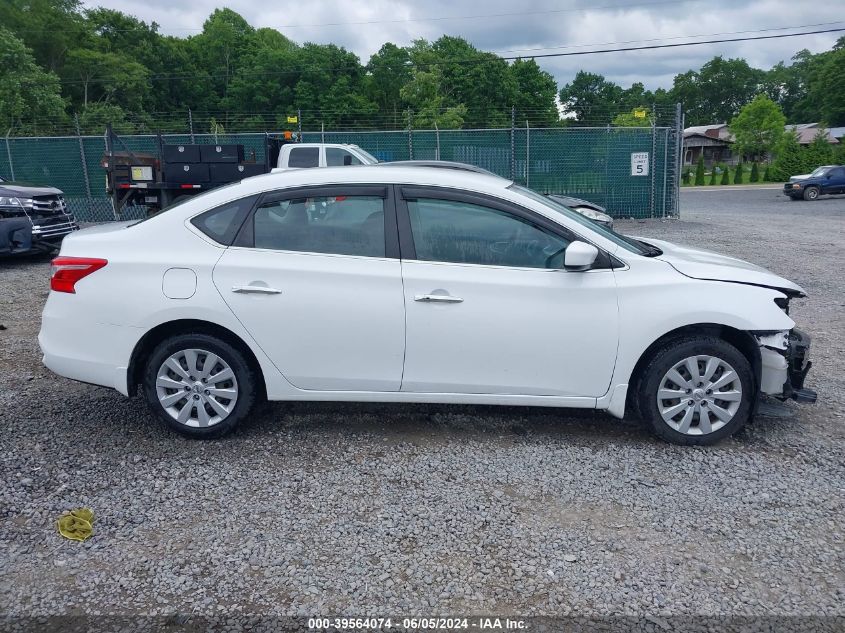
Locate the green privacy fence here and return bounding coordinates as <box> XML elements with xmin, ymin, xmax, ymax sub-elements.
<box><xmin>1</xmin><ymin>123</ymin><xmax>682</xmax><ymax>222</ymax></box>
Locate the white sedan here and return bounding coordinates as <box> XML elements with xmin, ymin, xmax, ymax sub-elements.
<box><xmin>39</xmin><ymin>165</ymin><xmax>815</xmax><ymax>444</ymax></box>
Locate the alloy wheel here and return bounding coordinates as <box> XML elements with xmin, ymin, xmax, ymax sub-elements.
<box><xmin>155</xmin><ymin>348</ymin><xmax>239</xmax><ymax>428</ymax></box>
<box><xmin>656</xmin><ymin>354</ymin><xmax>742</xmax><ymax>435</ymax></box>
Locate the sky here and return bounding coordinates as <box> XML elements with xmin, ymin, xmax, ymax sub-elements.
<box><xmin>84</xmin><ymin>0</ymin><xmax>845</xmax><ymax>90</ymax></box>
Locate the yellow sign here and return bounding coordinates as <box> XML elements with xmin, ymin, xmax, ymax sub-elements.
<box><xmin>633</xmin><ymin>109</ymin><xmax>647</xmax><ymax>119</ymax></box>
<box><xmin>287</xmin><ymin>115</ymin><xmax>298</xmax><ymax>123</ymax></box>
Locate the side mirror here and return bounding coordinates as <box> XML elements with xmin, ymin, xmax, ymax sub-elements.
<box><xmin>564</xmin><ymin>241</ymin><xmax>599</xmax><ymax>271</ymax></box>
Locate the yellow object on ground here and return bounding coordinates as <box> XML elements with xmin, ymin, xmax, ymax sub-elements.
<box><xmin>57</xmin><ymin>508</ymin><xmax>95</xmax><ymax>541</ymax></box>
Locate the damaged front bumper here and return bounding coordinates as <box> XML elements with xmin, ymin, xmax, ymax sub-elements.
<box><xmin>756</xmin><ymin>328</ymin><xmax>817</xmax><ymax>403</ymax></box>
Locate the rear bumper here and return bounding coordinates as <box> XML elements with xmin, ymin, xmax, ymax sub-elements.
<box><xmin>39</xmin><ymin>295</ymin><xmax>142</xmax><ymax>396</ymax></box>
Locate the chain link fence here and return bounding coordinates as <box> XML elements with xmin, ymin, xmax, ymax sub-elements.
<box><xmin>1</xmin><ymin>106</ymin><xmax>682</xmax><ymax>222</ymax></box>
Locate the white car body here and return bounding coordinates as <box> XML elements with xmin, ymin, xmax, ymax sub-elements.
<box><xmin>271</xmin><ymin>143</ymin><xmax>378</xmax><ymax>171</ymax></box>
<box><xmin>39</xmin><ymin>166</ymin><xmax>810</xmax><ymax>438</ymax></box>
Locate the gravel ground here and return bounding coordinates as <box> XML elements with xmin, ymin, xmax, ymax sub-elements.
<box><xmin>1</xmin><ymin>188</ymin><xmax>843</xmax><ymax>625</ymax></box>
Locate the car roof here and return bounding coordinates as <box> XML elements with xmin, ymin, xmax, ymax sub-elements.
<box><xmin>239</xmin><ymin>164</ymin><xmax>512</xmax><ymax>193</ymax></box>
<box><xmin>378</xmin><ymin>160</ymin><xmax>498</xmax><ymax>176</ymax></box>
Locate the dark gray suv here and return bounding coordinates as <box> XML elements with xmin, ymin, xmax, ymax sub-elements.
<box><xmin>0</xmin><ymin>176</ymin><xmax>79</xmax><ymax>255</ymax></box>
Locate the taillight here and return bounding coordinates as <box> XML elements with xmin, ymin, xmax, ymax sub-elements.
<box><xmin>50</xmin><ymin>257</ymin><xmax>108</xmax><ymax>293</ymax></box>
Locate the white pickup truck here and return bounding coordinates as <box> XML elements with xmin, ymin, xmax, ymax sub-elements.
<box><xmin>273</xmin><ymin>143</ymin><xmax>380</xmax><ymax>170</ymax></box>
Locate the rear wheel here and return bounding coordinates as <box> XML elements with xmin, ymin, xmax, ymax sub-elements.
<box><xmin>637</xmin><ymin>337</ymin><xmax>754</xmax><ymax>445</ymax></box>
<box><xmin>803</xmin><ymin>186</ymin><xmax>819</xmax><ymax>201</ymax></box>
<box><xmin>142</xmin><ymin>333</ymin><xmax>258</xmax><ymax>438</ymax></box>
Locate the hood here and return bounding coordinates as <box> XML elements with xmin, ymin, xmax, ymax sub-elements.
<box><xmin>641</xmin><ymin>237</ymin><xmax>806</xmax><ymax>296</ymax></box>
<box><xmin>789</xmin><ymin>174</ymin><xmax>811</xmax><ymax>181</ymax></box>
<box><xmin>0</xmin><ymin>181</ymin><xmax>63</xmax><ymax>197</ymax></box>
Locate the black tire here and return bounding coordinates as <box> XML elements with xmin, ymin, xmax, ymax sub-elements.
<box><xmin>636</xmin><ymin>336</ymin><xmax>755</xmax><ymax>446</ymax></box>
<box><xmin>142</xmin><ymin>332</ymin><xmax>258</xmax><ymax>438</ymax></box>
<box><xmin>803</xmin><ymin>186</ymin><xmax>819</xmax><ymax>201</ymax></box>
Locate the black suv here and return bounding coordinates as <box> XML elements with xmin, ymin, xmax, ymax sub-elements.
<box><xmin>783</xmin><ymin>165</ymin><xmax>845</xmax><ymax>201</ymax></box>
<box><xmin>0</xmin><ymin>176</ymin><xmax>79</xmax><ymax>255</ymax></box>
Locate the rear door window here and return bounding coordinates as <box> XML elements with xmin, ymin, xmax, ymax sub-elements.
<box><xmin>253</xmin><ymin>195</ymin><xmax>385</xmax><ymax>257</ymax></box>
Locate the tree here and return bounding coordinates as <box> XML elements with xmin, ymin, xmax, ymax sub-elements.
<box><xmin>734</xmin><ymin>162</ymin><xmax>744</xmax><ymax>184</ymax></box>
<box><xmin>816</xmin><ymin>43</ymin><xmax>845</xmax><ymax>125</ymax></box>
<box><xmin>772</xmin><ymin>130</ymin><xmax>804</xmax><ymax>180</ymax></box>
<box><xmin>365</xmin><ymin>43</ymin><xmax>411</xmax><ymax>127</ymax></box>
<box><xmin>510</xmin><ymin>58</ymin><xmax>558</xmax><ymax>127</ymax></box>
<box><xmin>0</xmin><ymin>27</ymin><xmax>67</xmax><ymax>134</ymax></box>
<box><xmin>695</xmin><ymin>156</ymin><xmax>705</xmax><ymax>185</ymax></box>
<box><xmin>803</xmin><ymin>128</ymin><xmax>835</xmax><ymax>169</ymax></box>
<box><xmin>558</xmin><ymin>71</ymin><xmax>624</xmax><ymax>122</ymax></box>
<box><xmin>750</xmin><ymin>162</ymin><xmax>759</xmax><ymax>182</ymax></box>
<box><xmin>763</xmin><ymin>164</ymin><xmax>772</xmax><ymax>181</ymax></box>
<box><xmin>729</xmin><ymin>95</ymin><xmax>786</xmax><ymax>161</ymax></box>
<box><xmin>612</xmin><ymin>108</ymin><xmax>651</xmax><ymax>127</ymax></box>
<box><xmin>670</xmin><ymin>56</ymin><xmax>764</xmax><ymax>125</ymax></box>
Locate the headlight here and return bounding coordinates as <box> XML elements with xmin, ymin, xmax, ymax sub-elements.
<box><xmin>0</xmin><ymin>196</ymin><xmax>34</xmax><ymax>208</ymax></box>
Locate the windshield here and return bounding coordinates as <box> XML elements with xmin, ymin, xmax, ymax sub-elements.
<box><xmin>508</xmin><ymin>184</ymin><xmax>656</xmax><ymax>256</ymax></box>
<box><xmin>810</xmin><ymin>166</ymin><xmax>832</xmax><ymax>177</ymax></box>
<box><xmin>355</xmin><ymin>148</ymin><xmax>380</xmax><ymax>164</ymax></box>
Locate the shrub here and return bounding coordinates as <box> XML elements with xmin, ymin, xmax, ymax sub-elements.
<box><xmin>694</xmin><ymin>156</ymin><xmax>705</xmax><ymax>185</ymax></box>
<box><xmin>763</xmin><ymin>164</ymin><xmax>772</xmax><ymax>181</ymax></box>
<box><xmin>734</xmin><ymin>162</ymin><xmax>744</xmax><ymax>184</ymax></box>
<box><xmin>750</xmin><ymin>162</ymin><xmax>760</xmax><ymax>182</ymax></box>
<box><xmin>721</xmin><ymin>166</ymin><xmax>730</xmax><ymax>185</ymax></box>
<box><xmin>682</xmin><ymin>169</ymin><xmax>691</xmax><ymax>185</ymax></box>
<box><xmin>709</xmin><ymin>165</ymin><xmax>718</xmax><ymax>185</ymax></box>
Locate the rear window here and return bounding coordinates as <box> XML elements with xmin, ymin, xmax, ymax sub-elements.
<box><xmin>288</xmin><ymin>147</ymin><xmax>320</xmax><ymax>168</ymax></box>
<box><xmin>190</xmin><ymin>195</ymin><xmax>257</xmax><ymax>245</ymax></box>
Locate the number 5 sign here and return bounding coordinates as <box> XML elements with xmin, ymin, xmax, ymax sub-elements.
<box><xmin>631</xmin><ymin>152</ymin><xmax>649</xmax><ymax>176</ymax></box>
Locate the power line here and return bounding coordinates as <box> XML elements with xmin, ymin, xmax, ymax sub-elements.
<box><xmin>491</xmin><ymin>21</ymin><xmax>845</xmax><ymax>54</ymax></box>
<box><xmin>499</xmin><ymin>27</ymin><xmax>845</xmax><ymax>60</ymax></box>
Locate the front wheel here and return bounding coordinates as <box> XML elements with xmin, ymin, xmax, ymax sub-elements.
<box><xmin>637</xmin><ymin>337</ymin><xmax>754</xmax><ymax>445</ymax></box>
<box><xmin>803</xmin><ymin>186</ymin><xmax>819</xmax><ymax>201</ymax></box>
<box><xmin>142</xmin><ymin>333</ymin><xmax>258</xmax><ymax>438</ymax></box>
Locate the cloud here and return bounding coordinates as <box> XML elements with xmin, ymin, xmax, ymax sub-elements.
<box><xmin>82</xmin><ymin>0</ymin><xmax>844</xmax><ymax>88</ymax></box>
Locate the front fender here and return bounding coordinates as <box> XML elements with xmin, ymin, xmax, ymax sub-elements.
<box><xmin>609</xmin><ymin>265</ymin><xmax>794</xmax><ymax>392</ymax></box>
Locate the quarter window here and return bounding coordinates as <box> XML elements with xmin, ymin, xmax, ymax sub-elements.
<box><xmin>287</xmin><ymin>147</ymin><xmax>319</xmax><ymax>168</ymax></box>
<box><xmin>407</xmin><ymin>198</ymin><xmax>569</xmax><ymax>268</ymax></box>
<box><xmin>190</xmin><ymin>195</ymin><xmax>256</xmax><ymax>245</ymax></box>
<box><xmin>253</xmin><ymin>195</ymin><xmax>385</xmax><ymax>257</ymax></box>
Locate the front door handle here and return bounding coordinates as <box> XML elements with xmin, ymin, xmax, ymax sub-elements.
<box><xmin>232</xmin><ymin>285</ymin><xmax>282</xmax><ymax>295</ymax></box>
<box><xmin>414</xmin><ymin>294</ymin><xmax>463</xmax><ymax>303</ymax></box>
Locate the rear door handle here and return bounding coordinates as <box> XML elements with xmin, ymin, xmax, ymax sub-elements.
<box><xmin>414</xmin><ymin>294</ymin><xmax>463</xmax><ymax>303</ymax></box>
<box><xmin>232</xmin><ymin>285</ymin><xmax>282</xmax><ymax>295</ymax></box>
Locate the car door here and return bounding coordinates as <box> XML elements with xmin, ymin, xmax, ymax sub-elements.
<box><xmin>396</xmin><ymin>186</ymin><xmax>620</xmax><ymax>398</ymax></box>
<box><xmin>212</xmin><ymin>185</ymin><xmax>405</xmax><ymax>391</ymax></box>
<box><xmin>824</xmin><ymin>167</ymin><xmax>845</xmax><ymax>194</ymax></box>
